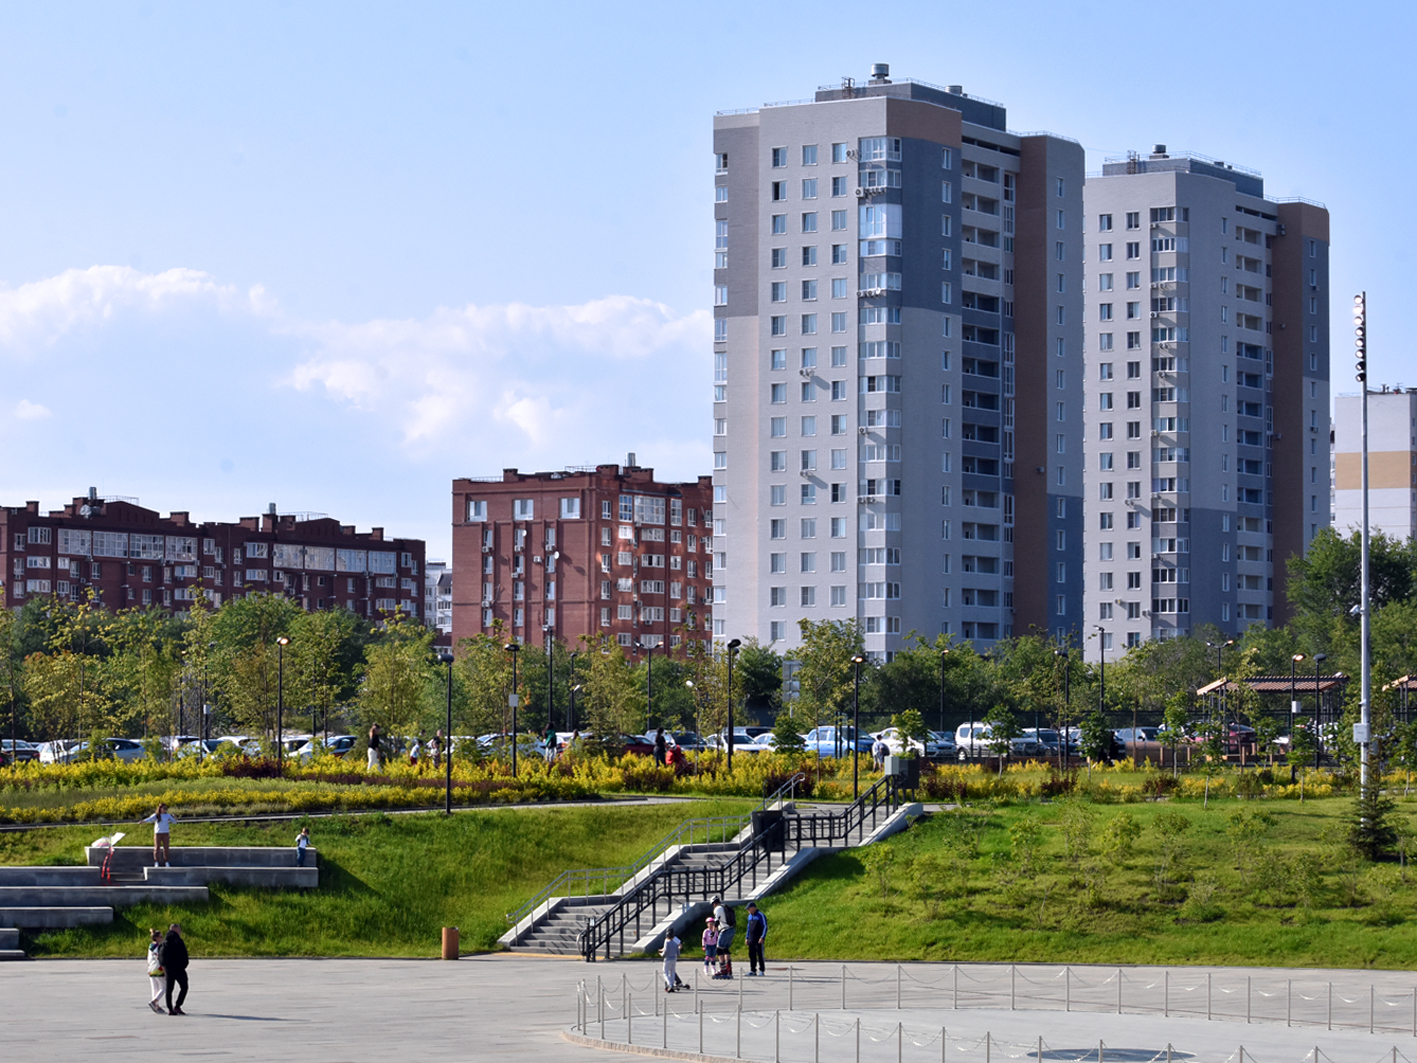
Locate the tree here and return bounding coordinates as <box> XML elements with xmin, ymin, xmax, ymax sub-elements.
<box><xmin>793</xmin><ymin>618</ymin><xmax>865</xmax><ymax>739</ymax></box>
<box><xmin>736</xmin><ymin>641</ymin><xmax>784</xmax><ymax>716</ymax></box>
<box><xmin>578</xmin><ymin>637</ymin><xmax>642</xmax><ymax>737</ymax></box>
<box><xmin>891</xmin><ymin>708</ymin><xmax>930</xmax><ymax>757</ymax></box>
<box><xmin>22</xmin><ymin>592</ymin><xmax>116</xmax><ymax>745</ymax></box>
<box><xmin>770</xmin><ymin>703</ymin><xmax>808</xmax><ymax>756</ymax></box>
<box><xmin>288</xmin><ymin>608</ymin><xmax>365</xmax><ymax>737</ymax></box>
<box><xmin>356</xmin><ymin>611</ymin><xmax>435</xmax><ymax>740</ymax></box>
<box><xmin>210</xmin><ymin>593</ymin><xmax>303</xmax><ymax>743</ymax></box>
<box><xmin>455</xmin><ymin>624</ymin><xmax>516</xmax><ymax>736</ymax></box>
<box><xmin>1078</xmin><ymin>705</ymin><xmax>1112</xmax><ymax>768</ymax></box>
<box><xmin>104</xmin><ymin>606</ymin><xmax>183</xmax><ymax>739</ymax></box>
<box><xmin>0</xmin><ymin>596</ymin><xmax>24</xmax><ymax>745</ymax></box>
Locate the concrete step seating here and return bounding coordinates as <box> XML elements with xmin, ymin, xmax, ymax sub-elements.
<box><xmin>0</xmin><ymin>925</ymin><xmax>25</xmax><ymax>961</ymax></box>
<box><xmin>85</xmin><ymin>846</ymin><xmax>319</xmax><ymax>889</ymax></box>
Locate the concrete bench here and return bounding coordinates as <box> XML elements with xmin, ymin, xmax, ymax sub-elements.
<box><xmin>0</xmin><ymin>867</ymin><xmax>102</xmax><ymax>887</ymax></box>
<box><xmin>86</xmin><ymin>846</ymin><xmax>318</xmax><ymax>870</ymax></box>
<box><xmin>0</xmin><ymin>906</ymin><xmax>113</xmax><ymax>929</ymax></box>
<box><xmin>144</xmin><ymin>866</ymin><xmax>318</xmax><ymax>889</ymax></box>
<box><xmin>0</xmin><ymin>885</ymin><xmax>209</xmax><ymax>908</ymax></box>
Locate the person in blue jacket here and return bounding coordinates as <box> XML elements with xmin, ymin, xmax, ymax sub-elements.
<box><xmin>744</xmin><ymin>902</ymin><xmax>768</xmax><ymax>976</ymax></box>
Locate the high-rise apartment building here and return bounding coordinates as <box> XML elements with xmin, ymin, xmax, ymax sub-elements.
<box><xmin>1082</xmin><ymin>148</ymin><xmax>1330</xmax><ymax>656</ymax></box>
<box><xmin>1333</xmin><ymin>388</ymin><xmax>1417</xmax><ymax>538</ymax></box>
<box><xmin>712</xmin><ymin>66</ymin><xmax>1084</xmax><ymax>659</ymax></box>
<box><xmin>450</xmin><ymin>461</ymin><xmax>713</xmax><ymax>652</ymax></box>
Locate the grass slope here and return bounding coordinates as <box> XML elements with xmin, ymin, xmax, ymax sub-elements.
<box><xmin>763</xmin><ymin>797</ymin><xmax>1417</xmax><ymax>970</ymax></box>
<box><xmin>0</xmin><ymin>798</ymin><xmax>754</xmax><ymax>958</ymax></box>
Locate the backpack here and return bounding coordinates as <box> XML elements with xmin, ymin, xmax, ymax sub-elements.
<box><xmin>722</xmin><ymin>904</ymin><xmax>736</xmax><ymax>928</ymax></box>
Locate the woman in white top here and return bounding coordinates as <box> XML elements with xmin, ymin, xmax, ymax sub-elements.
<box><xmin>146</xmin><ymin>928</ymin><xmax>166</xmax><ymax>1012</ymax></box>
<box><xmin>142</xmin><ymin>803</ymin><xmax>176</xmax><ymax>867</ymax></box>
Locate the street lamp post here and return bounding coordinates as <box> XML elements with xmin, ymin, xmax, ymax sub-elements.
<box><xmin>1289</xmin><ymin>653</ymin><xmax>1306</xmax><ymax>781</ymax></box>
<box><xmin>726</xmin><ymin>639</ymin><xmax>742</xmax><ymax>772</ymax></box>
<box><xmin>851</xmin><ymin>654</ymin><xmax>865</xmax><ymax>800</ymax></box>
<box><xmin>1055</xmin><ymin>649</ymin><xmax>1070</xmax><ymax>770</ymax></box>
<box><xmin>543</xmin><ymin>624</ymin><xmax>554</xmax><ymax>739</ymax></box>
<box><xmin>685</xmin><ymin>679</ymin><xmax>699</xmax><ymax>772</ymax></box>
<box><xmin>567</xmin><ymin>653</ymin><xmax>579</xmax><ymax>731</ymax></box>
<box><xmin>939</xmin><ymin>649</ymin><xmax>949</xmax><ymax>736</ymax></box>
<box><xmin>1314</xmin><ymin>653</ymin><xmax>1327</xmax><ymax>769</ymax></box>
<box><xmin>1095</xmin><ymin>626</ymin><xmax>1106</xmax><ymax>721</ymax></box>
<box><xmin>275</xmin><ymin>636</ymin><xmax>290</xmax><ymax>774</ymax></box>
<box><xmin>438</xmin><ymin>652</ymin><xmax>455</xmax><ymax>814</ymax></box>
<box><xmin>636</xmin><ymin>640</ymin><xmax>655</xmax><ymax>728</ymax></box>
<box><xmin>505</xmin><ymin>642</ymin><xmax>521</xmax><ymax>777</ymax></box>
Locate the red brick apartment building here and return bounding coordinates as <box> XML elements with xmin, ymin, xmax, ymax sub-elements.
<box><xmin>0</xmin><ymin>492</ymin><xmax>425</xmax><ymax>619</ymax></box>
<box><xmin>451</xmin><ymin>462</ymin><xmax>713</xmax><ymax>652</ymax></box>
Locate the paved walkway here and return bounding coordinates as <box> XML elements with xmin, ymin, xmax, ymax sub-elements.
<box><xmin>4</xmin><ymin>957</ymin><xmax>1415</xmax><ymax>1063</ymax></box>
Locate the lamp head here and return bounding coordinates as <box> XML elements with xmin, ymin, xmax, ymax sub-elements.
<box><xmin>276</xmin><ymin>636</ymin><xmax>290</xmax><ymax>647</ymax></box>
<box><xmin>438</xmin><ymin>652</ymin><xmax>454</xmax><ymax>665</ymax></box>
<box><xmin>504</xmin><ymin>642</ymin><xmax>519</xmax><ymax>653</ymax></box>
<box><xmin>851</xmin><ymin>654</ymin><xmax>865</xmax><ymax>664</ymax></box>
<box><xmin>727</xmin><ymin>638</ymin><xmax>742</xmax><ymax>651</ymax></box>
<box><xmin>1315</xmin><ymin>653</ymin><xmax>1328</xmax><ymax>663</ymax></box>
<box><xmin>1292</xmin><ymin>653</ymin><xmax>1306</xmax><ymax>663</ymax></box>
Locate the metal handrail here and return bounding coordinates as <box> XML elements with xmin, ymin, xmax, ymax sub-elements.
<box><xmin>578</xmin><ymin>775</ymin><xmax>901</xmax><ymax>962</ymax></box>
<box><xmin>506</xmin><ymin>773</ymin><xmax>806</xmax><ymax>936</ymax></box>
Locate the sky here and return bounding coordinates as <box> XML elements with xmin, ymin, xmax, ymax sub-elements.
<box><xmin>1</xmin><ymin>1</ymin><xmax>1413</xmax><ymax>562</ymax></box>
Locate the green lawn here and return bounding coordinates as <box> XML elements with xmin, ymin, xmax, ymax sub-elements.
<box><xmin>761</xmin><ymin>796</ymin><xmax>1417</xmax><ymax>971</ymax></box>
<box><xmin>1</xmin><ymin>798</ymin><xmax>755</xmax><ymax>958</ymax></box>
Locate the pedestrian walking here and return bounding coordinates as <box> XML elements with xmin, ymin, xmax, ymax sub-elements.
<box><xmin>872</xmin><ymin>736</ymin><xmax>889</xmax><ymax>771</ymax></box>
<box><xmin>744</xmin><ymin>902</ymin><xmax>768</xmax><ymax>976</ymax></box>
<box><xmin>653</xmin><ymin>728</ymin><xmax>668</xmax><ymax>766</ymax></box>
<box><xmin>141</xmin><ymin>803</ymin><xmax>176</xmax><ymax>867</ymax></box>
<box><xmin>161</xmin><ymin>923</ymin><xmax>189</xmax><ymax>1015</ymax></box>
<box><xmin>428</xmin><ymin>730</ymin><xmax>443</xmax><ymax>771</ymax></box>
<box><xmin>661</xmin><ymin>930</ymin><xmax>682</xmax><ymax>992</ymax></box>
<box><xmin>145</xmin><ymin>929</ymin><xmax>166</xmax><ymax>1013</ymax></box>
<box><xmin>367</xmin><ymin>724</ymin><xmax>382</xmax><ymax>771</ymax></box>
<box><xmin>409</xmin><ymin>735</ymin><xmax>421</xmax><ymax>768</ymax></box>
<box><xmin>294</xmin><ymin>826</ymin><xmax>311</xmax><ymax>867</ymax></box>
<box><xmin>544</xmin><ymin>723</ymin><xmax>558</xmax><ymax>762</ymax></box>
<box><xmin>701</xmin><ymin>917</ymin><xmax>717</xmax><ymax>977</ymax></box>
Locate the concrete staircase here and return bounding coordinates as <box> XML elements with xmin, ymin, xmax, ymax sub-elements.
<box><xmin>0</xmin><ymin>845</ymin><xmax>321</xmax><ymax>960</ymax></box>
<box><xmin>502</xmin><ymin>794</ymin><xmax>919</xmax><ymax>960</ymax></box>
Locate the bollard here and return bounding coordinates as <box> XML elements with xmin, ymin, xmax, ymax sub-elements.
<box><xmin>1167</xmin><ymin>1044</ymin><xmax>1173</xmax><ymax>1063</ymax></box>
<box><xmin>1329</xmin><ymin>982</ymin><xmax>1333</xmax><ymax>1030</ymax></box>
<box><xmin>855</xmin><ymin>1017</ymin><xmax>861</xmax><ymax>1063</ymax></box>
<box><xmin>1012</xmin><ymin>965</ymin><xmax>1016</xmax><ymax>1010</ymax></box>
<box><xmin>1247</xmin><ymin>975</ymin><xmax>1251</xmax><ymax>1024</ymax></box>
<box><xmin>1288</xmin><ymin>979</ymin><xmax>1292</xmax><ymax>1027</ymax></box>
<box><xmin>440</xmin><ymin>926</ymin><xmax>459</xmax><ymax>960</ymax></box>
<box><xmin>699</xmin><ymin>1000</ymin><xmax>704</xmax><ymax>1054</ymax></box>
<box><xmin>843</xmin><ymin>964</ymin><xmax>848</xmax><ymax>1009</ymax></box>
<box><xmin>1118</xmin><ymin>968</ymin><xmax>1123</xmax><ymax>1015</ymax></box>
<box><xmin>1066</xmin><ymin>966</ymin><xmax>1070</xmax><ymax>1012</ymax></box>
<box><xmin>897</xmin><ymin>1021</ymin><xmax>903</xmax><ymax>1063</ymax></box>
<box><xmin>737</xmin><ymin>1005</ymin><xmax>742</xmax><ymax>1060</ymax></box>
<box><xmin>776</xmin><ymin>1010</ymin><xmax>781</xmax><ymax>1063</ymax></box>
<box><xmin>898</xmin><ymin>964</ymin><xmax>902</xmax><ymax>1009</ymax></box>
<box><xmin>986</xmin><ymin>1031</ymin><xmax>991</xmax><ymax>1063</ymax></box>
<box><xmin>663</xmin><ymin>999</ymin><xmax>668</xmax><ymax>1049</ymax></box>
<box><xmin>790</xmin><ymin>966</ymin><xmax>794</xmax><ymax>1011</ymax></box>
<box><xmin>1238</xmin><ymin>1047</ymin><xmax>1244</xmax><ymax>1063</ymax></box>
<box><xmin>622</xmin><ymin>973</ymin><xmax>627</xmax><ymax>1019</ymax></box>
<box><xmin>942</xmin><ymin>1026</ymin><xmax>947</xmax><ymax>1063</ymax></box>
<box><xmin>627</xmin><ymin>992</ymin><xmax>632</xmax><ymax>1045</ymax></box>
<box><xmin>1372</xmin><ymin>984</ymin><xmax>1376</xmax><ymax>1034</ymax></box>
<box><xmin>1098</xmin><ymin>1039</ymin><xmax>1104</xmax><ymax>1063</ymax></box>
<box><xmin>1208</xmin><ymin>972</ymin><xmax>1213</xmax><ymax>1021</ymax></box>
<box><xmin>815</xmin><ymin>1012</ymin><xmax>820</xmax><ymax>1063</ymax></box>
<box><xmin>954</xmin><ymin>963</ymin><xmax>959</xmax><ymax>1010</ymax></box>
<box><xmin>1164</xmin><ymin>970</ymin><xmax>1169</xmax><ymax>1018</ymax></box>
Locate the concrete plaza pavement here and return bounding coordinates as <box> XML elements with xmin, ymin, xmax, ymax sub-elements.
<box><xmin>4</xmin><ymin>957</ymin><xmax>1417</xmax><ymax>1063</ymax></box>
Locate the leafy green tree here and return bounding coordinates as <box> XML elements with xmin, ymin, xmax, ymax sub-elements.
<box><xmin>770</xmin><ymin>703</ymin><xmax>808</xmax><ymax>756</ymax></box>
<box><xmin>0</xmin><ymin>595</ymin><xmax>24</xmax><ymax>743</ymax></box>
<box><xmin>578</xmin><ymin>637</ymin><xmax>642</xmax><ymax>737</ymax></box>
<box><xmin>1078</xmin><ymin>705</ymin><xmax>1112</xmax><ymax>768</ymax></box>
<box><xmin>356</xmin><ymin>611</ymin><xmax>435</xmax><ymax>740</ymax></box>
<box><xmin>455</xmin><ymin>623</ymin><xmax>516</xmax><ymax>736</ymax></box>
<box><xmin>793</xmin><ymin>618</ymin><xmax>865</xmax><ymax>738</ymax></box>
<box><xmin>736</xmin><ymin>640</ymin><xmax>783</xmax><ymax>716</ymax></box>
<box><xmin>104</xmin><ymin>606</ymin><xmax>182</xmax><ymax>739</ymax></box>
<box><xmin>1348</xmin><ymin>786</ymin><xmax>1400</xmax><ymax>862</ymax></box>
<box><xmin>891</xmin><ymin>708</ymin><xmax>930</xmax><ymax>756</ymax></box>
<box><xmin>210</xmin><ymin>593</ymin><xmax>303</xmax><ymax>742</ymax></box>
<box><xmin>288</xmin><ymin>607</ymin><xmax>365</xmax><ymax>737</ymax></box>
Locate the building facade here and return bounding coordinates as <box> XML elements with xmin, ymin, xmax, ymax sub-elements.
<box><xmin>0</xmin><ymin>492</ymin><xmax>425</xmax><ymax>617</ymax></box>
<box><xmin>712</xmin><ymin>66</ymin><xmax>1085</xmax><ymax>659</ymax></box>
<box><xmin>1081</xmin><ymin>148</ymin><xmax>1330</xmax><ymax>657</ymax></box>
<box><xmin>425</xmin><ymin>560</ymin><xmax>453</xmax><ymax>635</ymax></box>
<box><xmin>449</xmin><ymin>462</ymin><xmax>713</xmax><ymax>653</ymax></box>
<box><xmin>1333</xmin><ymin>388</ymin><xmax>1417</xmax><ymax>539</ymax></box>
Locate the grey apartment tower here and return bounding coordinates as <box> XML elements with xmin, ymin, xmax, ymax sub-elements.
<box><xmin>1080</xmin><ymin>148</ymin><xmax>1330</xmax><ymax>658</ymax></box>
<box><xmin>711</xmin><ymin>67</ymin><xmax>1085</xmax><ymax>659</ymax></box>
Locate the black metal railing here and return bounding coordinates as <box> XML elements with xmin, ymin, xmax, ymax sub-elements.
<box><xmin>578</xmin><ymin>774</ymin><xmax>902</xmax><ymax>962</ymax></box>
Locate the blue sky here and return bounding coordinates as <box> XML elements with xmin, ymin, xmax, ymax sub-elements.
<box><xmin>0</xmin><ymin>1</ymin><xmax>1411</xmax><ymax>561</ymax></box>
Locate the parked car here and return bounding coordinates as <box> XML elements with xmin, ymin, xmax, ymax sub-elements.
<box><xmin>0</xmin><ymin>740</ymin><xmax>39</xmax><ymax>764</ymax></box>
<box><xmin>672</xmin><ymin>732</ymin><xmax>708</xmax><ymax>752</ymax></box>
<box><xmin>928</xmin><ymin>730</ymin><xmax>958</xmax><ymax>757</ymax></box>
<box><xmin>705</xmin><ymin>728</ymin><xmax>758</xmax><ymax>752</ymax></box>
<box><xmin>871</xmin><ymin>726</ymin><xmax>952</xmax><ymax>757</ymax></box>
<box><xmin>294</xmin><ymin>735</ymin><xmax>357</xmax><ymax>760</ymax></box>
<box><xmin>59</xmin><ymin>737</ymin><xmax>148</xmax><ymax>763</ymax></box>
<box><xmin>38</xmin><ymin>739</ymin><xmax>81</xmax><ymax>764</ymax></box>
<box><xmin>800</xmin><ymin>726</ymin><xmax>872</xmax><ymax>757</ymax></box>
<box><xmin>953</xmin><ymin>722</ymin><xmax>1041</xmax><ymax>760</ymax></box>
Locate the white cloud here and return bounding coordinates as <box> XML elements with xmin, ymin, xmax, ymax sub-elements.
<box><xmin>0</xmin><ymin>266</ymin><xmax>270</xmax><ymax>354</ymax></box>
<box><xmin>13</xmin><ymin>399</ymin><xmax>50</xmax><ymax>420</ymax></box>
<box><xmin>283</xmin><ymin>295</ymin><xmax>712</xmax><ymax>470</ymax></box>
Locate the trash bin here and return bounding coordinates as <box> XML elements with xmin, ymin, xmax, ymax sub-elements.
<box><xmin>750</xmin><ymin>809</ymin><xmax>785</xmax><ymax>853</ymax></box>
<box><xmin>884</xmin><ymin>755</ymin><xmax>920</xmax><ymax>791</ymax></box>
<box><xmin>441</xmin><ymin>926</ymin><xmax>459</xmax><ymax>960</ymax></box>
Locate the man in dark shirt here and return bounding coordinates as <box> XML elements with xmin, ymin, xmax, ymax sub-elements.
<box><xmin>744</xmin><ymin>902</ymin><xmax>768</xmax><ymax>976</ymax></box>
<box><xmin>161</xmin><ymin>923</ymin><xmax>190</xmax><ymax>1015</ymax></box>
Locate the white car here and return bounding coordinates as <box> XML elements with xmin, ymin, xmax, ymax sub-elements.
<box><xmin>954</xmin><ymin>722</ymin><xmax>1041</xmax><ymax>760</ymax></box>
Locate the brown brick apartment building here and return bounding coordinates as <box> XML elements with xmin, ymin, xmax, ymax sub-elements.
<box><xmin>451</xmin><ymin>462</ymin><xmax>713</xmax><ymax>653</ymax></box>
<box><xmin>1</xmin><ymin>492</ymin><xmax>425</xmax><ymax>619</ymax></box>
